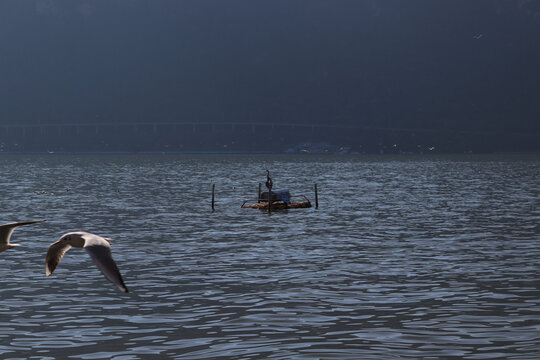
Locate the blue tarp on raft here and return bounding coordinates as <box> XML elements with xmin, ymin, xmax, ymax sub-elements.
<box><xmin>261</xmin><ymin>189</ymin><xmax>292</xmax><ymax>204</ymax></box>
<box><xmin>274</xmin><ymin>190</ymin><xmax>291</xmax><ymax>204</ymax></box>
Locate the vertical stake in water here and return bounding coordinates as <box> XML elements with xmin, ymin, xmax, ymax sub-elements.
<box><xmin>258</xmin><ymin>183</ymin><xmax>262</xmax><ymax>203</ymax></box>
<box><xmin>314</xmin><ymin>183</ymin><xmax>319</xmax><ymax>209</ymax></box>
<box><xmin>211</xmin><ymin>184</ymin><xmax>215</xmax><ymax>212</ymax></box>
<box><xmin>267</xmin><ymin>183</ymin><xmax>272</xmax><ymax>213</ymax></box>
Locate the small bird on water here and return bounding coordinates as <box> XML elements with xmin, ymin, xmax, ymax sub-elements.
<box><xmin>45</xmin><ymin>231</ymin><xmax>129</xmax><ymax>293</ymax></box>
<box><xmin>0</xmin><ymin>220</ymin><xmax>46</xmax><ymax>253</ymax></box>
<box><xmin>265</xmin><ymin>169</ymin><xmax>273</xmax><ymax>190</ymax></box>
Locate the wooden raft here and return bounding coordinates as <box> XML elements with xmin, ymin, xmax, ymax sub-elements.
<box><xmin>242</xmin><ymin>201</ymin><xmax>312</xmax><ymax>210</ymax></box>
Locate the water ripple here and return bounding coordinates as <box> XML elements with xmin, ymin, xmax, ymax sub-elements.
<box><xmin>0</xmin><ymin>154</ymin><xmax>538</xmax><ymax>359</ymax></box>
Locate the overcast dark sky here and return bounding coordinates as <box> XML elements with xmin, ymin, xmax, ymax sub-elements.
<box><xmin>1</xmin><ymin>0</ymin><xmax>540</xmax><ymax>133</ymax></box>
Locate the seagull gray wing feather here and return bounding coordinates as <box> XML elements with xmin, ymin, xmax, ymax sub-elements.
<box><xmin>85</xmin><ymin>243</ymin><xmax>128</xmax><ymax>293</ymax></box>
<box><xmin>0</xmin><ymin>226</ymin><xmax>15</xmax><ymax>246</ymax></box>
<box><xmin>45</xmin><ymin>240</ymin><xmax>72</xmax><ymax>276</ymax></box>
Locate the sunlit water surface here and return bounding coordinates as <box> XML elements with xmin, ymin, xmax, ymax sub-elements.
<box><xmin>0</xmin><ymin>154</ymin><xmax>538</xmax><ymax>359</ymax></box>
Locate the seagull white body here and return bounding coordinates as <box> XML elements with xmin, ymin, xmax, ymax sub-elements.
<box><xmin>0</xmin><ymin>220</ymin><xmax>46</xmax><ymax>253</ymax></box>
<box><xmin>45</xmin><ymin>231</ymin><xmax>128</xmax><ymax>293</ymax></box>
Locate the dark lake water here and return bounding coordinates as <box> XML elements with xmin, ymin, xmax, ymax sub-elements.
<box><xmin>0</xmin><ymin>154</ymin><xmax>538</xmax><ymax>359</ymax></box>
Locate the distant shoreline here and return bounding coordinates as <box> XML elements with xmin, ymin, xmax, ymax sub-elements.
<box><xmin>0</xmin><ymin>150</ymin><xmax>538</xmax><ymax>156</ymax></box>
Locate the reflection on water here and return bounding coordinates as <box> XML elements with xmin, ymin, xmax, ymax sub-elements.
<box><xmin>0</xmin><ymin>154</ymin><xmax>538</xmax><ymax>359</ymax></box>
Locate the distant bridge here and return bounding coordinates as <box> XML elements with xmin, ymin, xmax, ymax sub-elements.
<box><xmin>0</xmin><ymin>121</ymin><xmax>537</xmax><ymax>152</ymax></box>
<box><xmin>0</xmin><ymin>121</ymin><xmax>513</xmax><ymax>135</ymax></box>
<box><xmin>0</xmin><ymin>121</ymin><xmax>410</xmax><ymax>131</ymax></box>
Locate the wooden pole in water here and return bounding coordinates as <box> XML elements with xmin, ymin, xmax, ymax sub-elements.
<box><xmin>258</xmin><ymin>183</ymin><xmax>262</xmax><ymax>203</ymax></box>
<box><xmin>314</xmin><ymin>183</ymin><xmax>319</xmax><ymax>209</ymax></box>
<box><xmin>211</xmin><ymin>184</ymin><xmax>215</xmax><ymax>212</ymax></box>
<box><xmin>267</xmin><ymin>184</ymin><xmax>272</xmax><ymax>213</ymax></box>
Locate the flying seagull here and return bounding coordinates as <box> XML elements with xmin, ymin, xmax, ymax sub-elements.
<box><xmin>0</xmin><ymin>220</ymin><xmax>46</xmax><ymax>253</ymax></box>
<box><xmin>45</xmin><ymin>231</ymin><xmax>129</xmax><ymax>293</ymax></box>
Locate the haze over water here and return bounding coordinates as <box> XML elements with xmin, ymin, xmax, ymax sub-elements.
<box><xmin>0</xmin><ymin>154</ymin><xmax>538</xmax><ymax>359</ymax></box>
